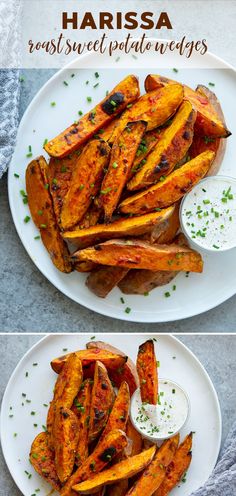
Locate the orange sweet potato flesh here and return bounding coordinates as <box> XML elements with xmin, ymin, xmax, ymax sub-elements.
<box><xmin>72</xmin><ymin>238</ymin><xmax>203</xmax><ymax>273</ymax></box>
<box><xmin>145</xmin><ymin>74</ymin><xmax>231</xmax><ymax>138</ymax></box>
<box><xmin>110</xmin><ymin>84</ymin><xmax>184</xmax><ymax>143</ymax></box>
<box><xmin>86</xmin><ymin>266</ymin><xmax>129</xmax><ymax>298</ymax></box>
<box><xmin>88</xmin><ymin>360</ymin><xmax>115</xmax><ymax>442</ymax></box>
<box><xmin>130</xmin><ymin>129</ymin><xmax>166</xmax><ymax>178</ymax></box>
<box><xmin>125</xmin><ymin>435</ymin><xmax>179</xmax><ymax>496</ymax></box>
<box><xmin>119</xmin><ymin>150</ymin><xmax>215</xmax><ymax>215</ymax></box>
<box><xmin>54</xmin><ymin>407</ymin><xmax>80</xmax><ymax>483</ymax></box>
<box><xmin>50</xmin><ymin>348</ymin><xmax>128</xmax><ymax>374</ymax></box>
<box><xmin>100</xmin><ymin>381</ymin><xmax>130</xmax><ymax>440</ymax></box>
<box><xmin>137</xmin><ymin>340</ymin><xmax>158</xmax><ymax>405</ymax></box>
<box><xmin>72</xmin><ymin>445</ymin><xmax>156</xmax><ymax>494</ymax></box>
<box><xmin>99</xmin><ymin>121</ymin><xmax>147</xmax><ymax>222</ymax></box>
<box><xmin>29</xmin><ymin>432</ymin><xmax>61</xmax><ymax>491</ymax></box>
<box><xmin>71</xmin><ymin>379</ymin><xmax>93</xmax><ymax>466</ymax></box>
<box><xmin>75</xmin><ymin>202</ymin><xmax>101</xmax><ymax>230</ymax></box>
<box><xmin>126</xmin><ymin>418</ymin><xmax>143</xmax><ymax>456</ymax></box>
<box><xmin>154</xmin><ymin>433</ymin><xmax>193</xmax><ymax>496</ymax></box>
<box><xmin>60</xmin><ymin>429</ymin><xmax>128</xmax><ymax>496</ymax></box>
<box><xmin>44</xmin><ymin>75</ymin><xmax>140</xmax><ymax>158</ymax></box>
<box><xmin>63</xmin><ymin>208</ymin><xmax>175</xmax><ymax>248</ymax></box>
<box><xmin>87</xmin><ymin>341</ymin><xmax>139</xmax><ymax>396</ymax></box>
<box><xmin>25</xmin><ymin>156</ymin><xmax>72</xmax><ymax>273</ymax></box>
<box><xmin>60</xmin><ymin>140</ymin><xmax>110</xmax><ymax>229</ymax></box>
<box><xmin>127</xmin><ymin>101</ymin><xmax>196</xmax><ymax>191</ymax></box>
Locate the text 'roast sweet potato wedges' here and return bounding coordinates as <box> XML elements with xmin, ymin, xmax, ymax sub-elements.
<box><xmin>72</xmin><ymin>239</ymin><xmax>203</xmax><ymax>273</ymax></box>
<box><xmin>88</xmin><ymin>360</ymin><xmax>115</xmax><ymax>442</ymax></box>
<box><xmin>25</xmin><ymin>156</ymin><xmax>72</xmax><ymax>273</ymax></box>
<box><xmin>119</xmin><ymin>150</ymin><xmax>215</xmax><ymax>215</ymax></box>
<box><xmin>29</xmin><ymin>432</ymin><xmax>61</xmax><ymax>491</ymax></box>
<box><xmin>50</xmin><ymin>348</ymin><xmax>128</xmax><ymax>374</ymax></box>
<box><xmin>44</xmin><ymin>74</ymin><xmax>140</xmax><ymax>158</ymax></box>
<box><xmin>54</xmin><ymin>407</ymin><xmax>80</xmax><ymax>483</ymax></box>
<box><xmin>137</xmin><ymin>340</ymin><xmax>158</xmax><ymax>405</ymax></box>
<box><xmin>71</xmin><ymin>379</ymin><xmax>93</xmax><ymax>465</ymax></box>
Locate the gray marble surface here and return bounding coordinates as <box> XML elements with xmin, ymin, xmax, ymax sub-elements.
<box><xmin>0</xmin><ymin>334</ymin><xmax>236</xmax><ymax>495</ymax></box>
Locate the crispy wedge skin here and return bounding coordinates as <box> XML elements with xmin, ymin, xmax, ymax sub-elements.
<box><xmin>72</xmin><ymin>445</ymin><xmax>156</xmax><ymax>494</ymax></box>
<box><xmin>72</xmin><ymin>239</ymin><xmax>203</xmax><ymax>273</ymax></box>
<box><xmin>63</xmin><ymin>208</ymin><xmax>175</xmax><ymax>248</ymax></box>
<box><xmin>75</xmin><ymin>203</ymin><xmax>101</xmax><ymax>230</ymax></box>
<box><xmin>87</xmin><ymin>341</ymin><xmax>139</xmax><ymax>396</ymax></box>
<box><xmin>54</xmin><ymin>407</ymin><xmax>80</xmax><ymax>483</ymax></box>
<box><xmin>60</xmin><ymin>429</ymin><xmax>128</xmax><ymax>496</ymax></box>
<box><xmin>126</xmin><ymin>418</ymin><xmax>143</xmax><ymax>456</ymax></box>
<box><xmin>44</xmin><ymin>75</ymin><xmax>140</xmax><ymax>158</ymax></box>
<box><xmin>100</xmin><ymin>381</ymin><xmax>130</xmax><ymax>440</ymax></box>
<box><xmin>88</xmin><ymin>361</ymin><xmax>115</xmax><ymax>442</ymax></box>
<box><xmin>154</xmin><ymin>433</ymin><xmax>193</xmax><ymax>496</ymax></box>
<box><xmin>145</xmin><ymin>74</ymin><xmax>231</xmax><ymax>138</ymax></box>
<box><xmin>137</xmin><ymin>340</ymin><xmax>158</xmax><ymax>405</ymax></box>
<box><xmin>86</xmin><ymin>266</ymin><xmax>129</xmax><ymax>298</ymax></box>
<box><xmin>60</xmin><ymin>140</ymin><xmax>110</xmax><ymax>229</ymax></box>
<box><xmin>72</xmin><ymin>380</ymin><xmax>93</xmax><ymax>465</ymax></box>
<box><xmin>106</xmin><ymin>480</ymin><xmax>129</xmax><ymax>496</ymax></box>
<box><xmin>130</xmin><ymin>129</ymin><xmax>165</xmax><ymax>178</ymax></box>
<box><xmin>125</xmin><ymin>435</ymin><xmax>179</xmax><ymax>496</ymax></box>
<box><xmin>127</xmin><ymin>101</ymin><xmax>196</xmax><ymax>190</ymax></box>
<box><xmin>156</xmin><ymin>202</ymin><xmax>180</xmax><ymax>244</ymax></box>
<box><xmin>29</xmin><ymin>432</ymin><xmax>61</xmax><ymax>491</ymax></box>
<box><xmin>110</xmin><ymin>84</ymin><xmax>184</xmax><ymax>143</ymax></box>
<box><xmin>119</xmin><ymin>150</ymin><xmax>215</xmax><ymax>214</ymax></box>
<box><xmin>25</xmin><ymin>156</ymin><xmax>72</xmax><ymax>273</ymax></box>
<box><xmin>74</xmin><ymin>260</ymin><xmax>97</xmax><ymax>273</ymax></box>
<box><xmin>51</xmin><ymin>348</ymin><xmax>127</xmax><ymax>374</ymax></box>
<box><xmin>99</xmin><ymin>121</ymin><xmax>147</xmax><ymax>222</ymax></box>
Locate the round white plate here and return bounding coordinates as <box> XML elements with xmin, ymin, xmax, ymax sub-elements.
<box><xmin>0</xmin><ymin>334</ymin><xmax>221</xmax><ymax>496</ymax></box>
<box><xmin>8</xmin><ymin>52</ymin><xmax>236</xmax><ymax>322</ymax></box>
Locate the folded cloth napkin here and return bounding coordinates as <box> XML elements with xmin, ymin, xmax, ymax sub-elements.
<box><xmin>191</xmin><ymin>421</ymin><xmax>236</xmax><ymax>495</ymax></box>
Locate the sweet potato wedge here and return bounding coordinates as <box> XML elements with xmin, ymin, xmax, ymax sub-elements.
<box><xmin>60</xmin><ymin>429</ymin><xmax>128</xmax><ymax>496</ymax></box>
<box><xmin>137</xmin><ymin>340</ymin><xmax>158</xmax><ymax>405</ymax></box>
<box><xmin>106</xmin><ymin>480</ymin><xmax>129</xmax><ymax>496</ymax></box>
<box><xmin>126</xmin><ymin>418</ymin><xmax>143</xmax><ymax>456</ymax></box>
<box><xmin>119</xmin><ymin>150</ymin><xmax>215</xmax><ymax>215</ymax></box>
<box><xmin>154</xmin><ymin>433</ymin><xmax>193</xmax><ymax>496</ymax></box>
<box><xmin>75</xmin><ymin>202</ymin><xmax>101</xmax><ymax>230</ymax></box>
<box><xmin>145</xmin><ymin>74</ymin><xmax>231</xmax><ymax>138</ymax></box>
<box><xmin>110</xmin><ymin>84</ymin><xmax>184</xmax><ymax>143</ymax></box>
<box><xmin>51</xmin><ymin>348</ymin><xmax>128</xmax><ymax>374</ymax></box>
<box><xmin>127</xmin><ymin>101</ymin><xmax>196</xmax><ymax>190</ymax></box>
<box><xmin>29</xmin><ymin>432</ymin><xmax>61</xmax><ymax>491</ymax></box>
<box><xmin>72</xmin><ymin>445</ymin><xmax>156</xmax><ymax>494</ymax></box>
<box><xmin>156</xmin><ymin>202</ymin><xmax>180</xmax><ymax>244</ymax></box>
<box><xmin>72</xmin><ymin>379</ymin><xmax>93</xmax><ymax>465</ymax></box>
<box><xmin>25</xmin><ymin>156</ymin><xmax>72</xmax><ymax>273</ymax></box>
<box><xmin>99</xmin><ymin>121</ymin><xmax>147</xmax><ymax>222</ymax></box>
<box><xmin>125</xmin><ymin>435</ymin><xmax>179</xmax><ymax>496</ymax></box>
<box><xmin>100</xmin><ymin>381</ymin><xmax>130</xmax><ymax>440</ymax></box>
<box><xmin>72</xmin><ymin>239</ymin><xmax>203</xmax><ymax>273</ymax></box>
<box><xmin>44</xmin><ymin>75</ymin><xmax>140</xmax><ymax>158</ymax></box>
<box><xmin>54</xmin><ymin>407</ymin><xmax>80</xmax><ymax>483</ymax></box>
<box><xmin>86</xmin><ymin>266</ymin><xmax>129</xmax><ymax>298</ymax></box>
<box><xmin>88</xmin><ymin>360</ymin><xmax>115</xmax><ymax>442</ymax></box>
<box><xmin>130</xmin><ymin>129</ymin><xmax>165</xmax><ymax>178</ymax></box>
<box><xmin>60</xmin><ymin>140</ymin><xmax>110</xmax><ymax>229</ymax></box>
<box><xmin>87</xmin><ymin>341</ymin><xmax>139</xmax><ymax>396</ymax></box>
<box><xmin>63</xmin><ymin>208</ymin><xmax>175</xmax><ymax>248</ymax></box>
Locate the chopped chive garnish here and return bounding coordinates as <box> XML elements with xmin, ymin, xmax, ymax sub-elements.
<box><xmin>87</xmin><ymin>96</ymin><xmax>92</xmax><ymax>102</ymax></box>
<box><xmin>14</xmin><ymin>173</ymin><xmax>20</xmax><ymax>178</ymax></box>
<box><xmin>50</xmin><ymin>101</ymin><xmax>56</xmax><ymax>107</ymax></box>
<box><xmin>63</xmin><ymin>81</ymin><xmax>68</xmax><ymax>86</ymax></box>
<box><xmin>24</xmin><ymin>216</ymin><xmax>30</xmax><ymax>223</ymax></box>
<box><xmin>125</xmin><ymin>307</ymin><xmax>131</xmax><ymax>314</ymax></box>
<box><xmin>173</xmin><ymin>68</ymin><xmax>178</xmax><ymax>72</ymax></box>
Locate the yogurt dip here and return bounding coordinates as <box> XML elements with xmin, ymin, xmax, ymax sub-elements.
<box><xmin>180</xmin><ymin>176</ymin><xmax>236</xmax><ymax>252</ymax></box>
<box><xmin>131</xmin><ymin>379</ymin><xmax>190</xmax><ymax>442</ymax></box>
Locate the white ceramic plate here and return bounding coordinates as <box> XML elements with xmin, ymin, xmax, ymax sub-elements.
<box><xmin>8</xmin><ymin>52</ymin><xmax>236</xmax><ymax>322</ymax></box>
<box><xmin>0</xmin><ymin>334</ymin><xmax>221</xmax><ymax>496</ymax></box>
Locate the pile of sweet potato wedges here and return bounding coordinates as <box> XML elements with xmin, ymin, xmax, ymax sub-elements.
<box><xmin>26</xmin><ymin>73</ymin><xmax>231</xmax><ymax>296</ymax></box>
<box><xmin>30</xmin><ymin>340</ymin><xmax>193</xmax><ymax>496</ymax></box>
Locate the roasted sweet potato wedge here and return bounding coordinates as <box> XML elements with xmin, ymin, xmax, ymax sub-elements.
<box><xmin>60</xmin><ymin>429</ymin><xmax>128</xmax><ymax>496</ymax></box>
<box><xmin>110</xmin><ymin>84</ymin><xmax>184</xmax><ymax>143</ymax></box>
<box><xmin>44</xmin><ymin>75</ymin><xmax>140</xmax><ymax>158</ymax></box>
<box><xmin>54</xmin><ymin>407</ymin><xmax>80</xmax><ymax>483</ymax></box>
<box><xmin>137</xmin><ymin>340</ymin><xmax>158</xmax><ymax>405</ymax></box>
<box><xmin>87</xmin><ymin>341</ymin><xmax>139</xmax><ymax>396</ymax></box>
<box><xmin>88</xmin><ymin>360</ymin><xmax>115</xmax><ymax>442</ymax></box>
<box><xmin>75</xmin><ymin>202</ymin><xmax>101</xmax><ymax>230</ymax></box>
<box><xmin>25</xmin><ymin>156</ymin><xmax>72</xmax><ymax>273</ymax></box>
<box><xmin>125</xmin><ymin>435</ymin><xmax>179</xmax><ymax>496</ymax></box>
<box><xmin>29</xmin><ymin>432</ymin><xmax>61</xmax><ymax>491</ymax></box>
<box><xmin>72</xmin><ymin>445</ymin><xmax>156</xmax><ymax>494</ymax></box>
<box><xmin>100</xmin><ymin>381</ymin><xmax>130</xmax><ymax>440</ymax></box>
<box><xmin>72</xmin><ymin>379</ymin><xmax>93</xmax><ymax>465</ymax></box>
<box><xmin>99</xmin><ymin>121</ymin><xmax>147</xmax><ymax>222</ymax></box>
<box><xmin>156</xmin><ymin>202</ymin><xmax>180</xmax><ymax>244</ymax></box>
<box><xmin>72</xmin><ymin>239</ymin><xmax>203</xmax><ymax>273</ymax></box>
<box><xmin>130</xmin><ymin>129</ymin><xmax>165</xmax><ymax>178</ymax></box>
<box><xmin>154</xmin><ymin>433</ymin><xmax>193</xmax><ymax>496</ymax></box>
<box><xmin>119</xmin><ymin>150</ymin><xmax>215</xmax><ymax>214</ymax></box>
<box><xmin>126</xmin><ymin>418</ymin><xmax>143</xmax><ymax>456</ymax></box>
<box><xmin>86</xmin><ymin>266</ymin><xmax>129</xmax><ymax>298</ymax></box>
<box><xmin>63</xmin><ymin>208</ymin><xmax>175</xmax><ymax>248</ymax></box>
<box><xmin>60</xmin><ymin>140</ymin><xmax>110</xmax><ymax>229</ymax></box>
<box><xmin>127</xmin><ymin>101</ymin><xmax>196</xmax><ymax>190</ymax></box>
<box><xmin>51</xmin><ymin>348</ymin><xmax>128</xmax><ymax>374</ymax></box>
<box><xmin>145</xmin><ymin>74</ymin><xmax>231</xmax><ymax>138</ymax></box>
<box><xmin>106</xmin><ymin>480</ymin><xmax>129</xmax><ymax>496</ymax></box>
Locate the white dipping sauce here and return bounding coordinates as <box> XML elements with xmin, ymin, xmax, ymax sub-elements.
<box><xmin>131</xmin><ymin>379</ymin><xmax>189</xmax><ymax>441</ymax></box>
<box><xmin>181</xmin><ymin>176</ymin><xmax>236</xmax><ymax>252</ymax></box>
